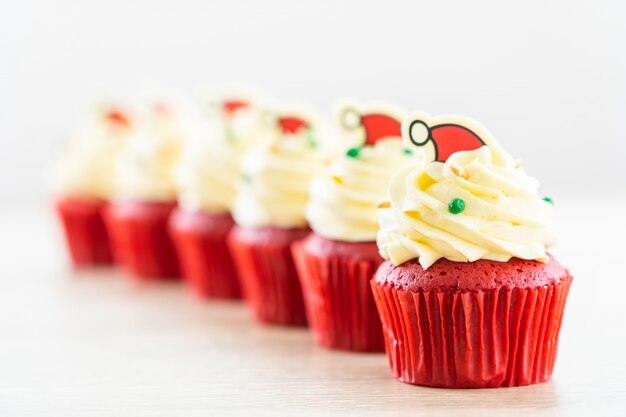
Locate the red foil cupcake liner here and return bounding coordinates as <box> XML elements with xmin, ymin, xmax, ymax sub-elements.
<box><xmin>227</xmin><ymin>225</ymin><xmax>309</xmax><ymax>326</ymax></box>
<box><xmin>104</xmin><ymin>200</ymin><xmax>180</xmax><ymax>280</ymax></box>
<box><xmin>169</xmin><ymin>208</ymin><xmax>241</xmax><ymax>299</ymax></box>
<box><xmin>292</xmin><ymin>235</ymin><xmax>385</xmax><ymax>352</ymax></box>
<box><xmin>371</xmin><ymin>276</ymin><xmax>572</xmax><ymax>388</ymax></box>
<box><xmin>55</xmin><ymin>197</ymin><xmax>113</xmax><ymax>267</ymax></box>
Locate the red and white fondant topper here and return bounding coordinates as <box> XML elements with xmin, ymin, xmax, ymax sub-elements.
<box><xmin>277</xmin><ymin>115</ymin><xmax>310</xmax><ymax>134</ymax></box>
<box><xmin>95</xmin><ymin>101</ymin><xmax>133</xmax><ymax>131</ymax></box>
<box><xmin>402</xmin><ymin>112</ymin><xmax>503</xmax><ymax>163</ymax></box>
<box><xmin>104</xmin><ymin>108</ymin><xmax>132</xmax><ymax>129</ymax></box>
<box><xmin>203</xmin><ymin>91</ymin><xmax>257</xmax><ymax>120</ymax></box>
<box><xmin>262</xmin><ymin>103</ymin><xmax>321</xmax><ymax>140</ymax></box>
<box><xmin>338</xmin><ymin>103</ymin><xmax>405</xmax><ymax>146</ymax></box>
<box><xmin>222</xmin><ymin>99</ymin><xmax>250</xmax><ymax>116</ymax></box>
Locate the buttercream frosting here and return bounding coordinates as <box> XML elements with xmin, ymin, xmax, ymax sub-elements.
<box><xmin>50</xmin><ymin>104</ymin><xmax>133</xmax><ymax>200</ymax></box>
<box><xmin>232</xmin><ymin>121</ymin><xmax>326</xmax><ymax>228</ymax></box>
<box><xmin>377</xmin><ymin>114</ymin><xmax>556</xmax><ymax>268</ymax></box>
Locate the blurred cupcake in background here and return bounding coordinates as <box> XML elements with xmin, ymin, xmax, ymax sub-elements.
<box><xmin>228</xmin><ymin>106</ymin><xmax>329</xmax><ymax>326</ymax></box>
<box><xmin>371</xmin><ymin>113</ymin><xmax>572</xmax><ymax>388</ymax></box>
<box><xmin>293</xmin><ymin>101</ymin><xmax>423</xmax><ymax>351</ymax></box>
<box><xmin>104</xmin><ymin>90</ymin><xmax>200</xmax><ymax>280</ymax></box>
<box><xmin>170</xmin><ymin>93</ymin><xmax>265</xmax><ymax>299</ymax></box>
<box><xmin>50</xmin><ymin>102</ymin><xmax>134</xmax><ymax>267</ymax></box>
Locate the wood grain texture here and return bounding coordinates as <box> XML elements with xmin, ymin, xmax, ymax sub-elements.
<box><xmin>1</xmin><ymin>195</ymin><xmax>625</xmax><ymax>416</ymax></box>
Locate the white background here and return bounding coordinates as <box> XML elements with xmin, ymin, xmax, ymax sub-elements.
<box><xmin>1</xmin><ymin>0</ymin><xmax>625</xmax><ymax>206</ymax></box>
<box><xmin>1</xmin><ymin>3</ymin><xmax>626</xmax><ymax>414</ymax></box>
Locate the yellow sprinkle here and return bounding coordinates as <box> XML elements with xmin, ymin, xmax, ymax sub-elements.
<box><xmin>378</xmin><ymin>201</ymin><xmax>391</xmax><ymax>209</ymax></box>
<box><xmin>332</xmin><ymin>175</ymin><xmax>344</xmax><ymax>185</ymax></box>
<box><xmin>450</xmin><ymin>164</ymin><xmax>469</xmax><ymax>179</ymax></box>
<box><xmin>404</xmin><ymin>210</ymin><xmax>420</xmax><ymax>220</ymax></box>
<box><xmin>514</xmin><ymin>160</ymin><xmax>522</xmax><ymax>168</ymax></box>
<box><xmin>268</xmin><ymin>141</ymin><xmax>280</xmax><ymax>153</ymax></box>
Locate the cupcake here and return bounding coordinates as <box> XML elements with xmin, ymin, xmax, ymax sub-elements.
<box><xmin>228</xmin><ymin>108</ymin><xmax>327</xmax><ymax>326</ymax></box>
<box><xmin>292</xmin><ymin>102</ymin><xmax>423</xmax><ymax>351</ymax></box>
<box><xmin>371</xmin><ymin>112</ymin><xmax>573</xmax><ymax>388</ymax></box>
<box><xmin>50</xmin><ymin>103</ymin><xmax>133</xmax><ymax>267</ymax></box>
<box><xmin>105</xmin><ymin>94</ymin><xmax>197</xmax><ymax>280</ymax></box>
<box><xmin>170</xmin><ymin>95</ymin><xmax>263</xmax><ymax>299</ymax></box>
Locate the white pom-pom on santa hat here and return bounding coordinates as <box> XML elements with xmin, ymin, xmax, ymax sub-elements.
<box><xmin>338</xmin><ymin>106</ymin><xmax>361</xmax><ymax>130</ymax></box>
<box><xmin>408</xmin><ymin>119</ymin><xmax>431</xmax><ymax>146</ymax></box>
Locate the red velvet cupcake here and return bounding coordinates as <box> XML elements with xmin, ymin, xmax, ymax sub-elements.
<box><xmin>105</xmin><ymin>95</ymin><xmax>197</xmax><ymax>280</ymax></box>
<box><xmin>169</xmin><ymin>96</ymin><xmax>262</xmax><ymax>299</ymax></box>
<box><xmin>49</xmin><ymin>104</ymin><xmax>133</xmax><ymax>267</ymax></box>
<box><xmin>105</xmin><ymin>200</ymin><xmax>179</xmax><ymax>279</ymax></box>
<box><xmin>169</xmin><ymin>210</ymin><xmax>240</xmax><ymax>298</ymax></box>
<box><xmin>55</xmin><ymin>198</ymin><xmax>112</xmax><ymax>267</ymax></box>
<box><xmin>293</xmin><ymin>235</ymin><xmax>384</xmax><ymax>351</ymax></box>
<box><xmin>229</xmin><ymin>225</ymin><xmax>310</xmax><ymax>325</ymax></box>
<box><xmin>372</xmin><ymin>257</ymin><xmax>572</xmax><ymax>388</ymax></box>
<box><xmin>293</xmin><ymin>103</ymin><xmax>420</xmax><ymax>351</ymax></box>
<box><xmin>372</xmin><ymin>112</ymin><xmax>572</xmax><ymax>388</ymax></box>
<box><xmin>230</xmin><ymin>109</ymin><xmax>325</xmax><ymax>326</ymax></box>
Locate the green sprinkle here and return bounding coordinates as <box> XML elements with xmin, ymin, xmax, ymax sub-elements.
<box><xmin>346</xmin><ymin>147</ymin><xmax>361</xmax><ymax>158</ymax></box>
<box><xmin>448</xmin><ymin>198</ymin><xmax>465</xmax><ymax>214</ymax></box>
<box><xmin>225</xmin><ymin>128</ymin><xmax>235</xmax><ymax>144</ymax></box>
<box><xmin>241</xmin><ymin>174</ymin><xmax>252</xmax><ymax>183</ymax></box>
<box><xmin>306</xmin><ymin>128</ymin><xmax>318</xmax><ymax>148</ymax></box>
<box><xmin>403</xmin><ymin>148</ymin><xmax>413</xmax><ymax>155</ymax></box>
<box><xmin>543</xmin><ymin>196</ymin><xmax>554</xmax><ymax>205</ymax></box>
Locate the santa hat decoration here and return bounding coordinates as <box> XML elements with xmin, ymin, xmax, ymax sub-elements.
<box><xmin>339</xmin><ymin>106</ymin><xmax>402</xmax><ymax>146</ymax></box>
<box><xmin>222</xmin><ymin>99</ymin><xmax>250</xmax><ymax>116</ymax></box>
<box><xmin>104</xmin><ymin>109</ymin><xmax>132</xmax><ymax>130</ymax></box>
<box><xmin>95</xmin><ymin>101</ymin><xmax>132</xmax><ymax>131</ymax></box>
<box><xmin>277</xmin><ymin>116</ymin><xmax>310</xmax><ymax>135</ymax></box>
<box><xmin>404</xmin><ymin>113</ymin><xmax>487</xmax><ymax>162</ymax></box>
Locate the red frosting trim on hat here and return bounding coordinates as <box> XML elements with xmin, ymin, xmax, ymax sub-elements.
<box><xmin>105</xmin><ymin>110</ymin><xmax>131</xmax><ymax>129</ymax></box>
<box><xmin>407</xmin><ymin>117</ymin><xmax>487</xmax><ymax>162</ymax></box>
<box><xmin>223</xmin><ymin>100</ymin><xmax>250</xmax><ymax>115</ymax></box>
<box><xmin>430</xmin><ymin>124</ymin><xmax>485</xmax><ymax>162</ymax></box>
<box><xmin>278</xmin><ymin>116</ymin><xmax>309</xmax><ymax>134</ymax></box>
<box><xmin>361</xmin><ymin>114</ymin><xmax>402</xmax><ymax>145</ymax></box>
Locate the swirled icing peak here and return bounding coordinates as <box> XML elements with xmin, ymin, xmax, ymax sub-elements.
<box><xmin>49</xmin><ymin>102</ymin><xmax>134</xmax><ymax>199</ymax></box>
<box><xmin>377</xmin><ymin>113</ymin><xmax>556</xmax><ymax>269</ymax></box>
<box><xmin>232</xmin><ymin>108</ymin><xmax>327</xmax><ymax>228</ymax></box>
<box><xmin>115</xmin><ymin>93</ymin><xmax>203</xmax><ymax>201</ymax></box>
<box><xmin>306</xmin><ymin>102</ymin><xmax>424</xmax><ymax>242</ymax></box>
<box><xmin>175</xmin><ymin>94</ymin><xmax>266</xmax><ymax>213</ymax></box>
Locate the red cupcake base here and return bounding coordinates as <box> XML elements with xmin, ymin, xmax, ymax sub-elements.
<box><xmin>228</xmin><ymin>225</ymin><xmax>309</xmax><ymax>326</ymax></box>
<box><xmin>293</xmin><ymin>234</ymin><xmax>385</xmax><ymax>352</ymax></box>
<box><xmin>104</xmin><ymin>200</ymin><xmax>180</xmax><ymax>280</ymax></box>
<box><xmin>55</xmin><ymin>197</ymin><xmax>113</xmax><ymax>267</ymax></box>
<box><xmin>169</xmin><ymin>208</ymin><xmax>241</xmax><ymax>299</ymax></box>
<box><xmin>371</xmin><ymin>259</ymin><xmax>573</xmax><ymax>388</ymax></box>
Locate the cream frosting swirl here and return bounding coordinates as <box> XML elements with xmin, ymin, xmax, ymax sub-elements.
<box><xmin>175</xmin><ymin>104</ymin><xmax>263</xmax><ymax>213</ymax></box>
<box><xmin>50</xmin><ymin>106</ymin><xmax>133</xmax><ymax>200</ymax></box>
<box><xmin>232</xmin><ymin>131</ymin><xmax>325</xmax><ymax>228</ymax></box>
<box><xmin>306</xmin><ymin>139</ymin><xmax>423</xmax><ymax>242</ymax></box>
<box><xmin>115</xmin><ymin>100</ymin><xmax>202</xmax><ymax>201</ymax></box>
<box><xmin>377</xmin><ymin>146</ymin><xmax>556</xmax><ymax>268</ymax></box>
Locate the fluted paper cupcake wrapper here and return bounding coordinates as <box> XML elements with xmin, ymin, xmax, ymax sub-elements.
<box><xmin>228</xmin><ymin>233</ymin><xmax>308</xmax><ymax>326</ymax></box>
<box><xmin>371</xmin><ymin>277</ymin><xmax>572</xmax><ymax>388</ymax></box>
<box><xmin>56</xmin><ymin>198</ymin><xmax>113</xmax><ymax>267</ymax></box>
<box><xmin>104</xmin><ymin>202</ymin><xmax>180</xmax><ymax>280</ymax></box>
<box><xmin>292</xmin><ymin>241</ymin><xmax>385</xmax><ymax>352</ymax></box>
<box><xmin>169</xmin><ymin>211</ymin><xmax>241</xmax><ymax>299</ymax></box>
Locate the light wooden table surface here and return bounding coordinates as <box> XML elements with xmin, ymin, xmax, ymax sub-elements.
<box><xmin>1</xmin><ymin>194</ymin><xmax>625</xmax><ymax>416</ymax></box>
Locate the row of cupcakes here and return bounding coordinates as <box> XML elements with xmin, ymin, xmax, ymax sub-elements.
<box><xmin>50</xmin><ymin>89</ymin><xmax>572</xmax><ymax>389</ymax></box>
